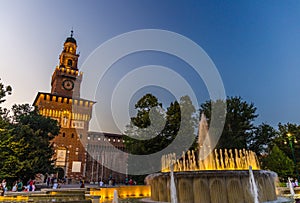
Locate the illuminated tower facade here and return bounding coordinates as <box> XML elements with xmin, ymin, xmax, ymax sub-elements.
<box><xmin>33</xmin><ymin>31</ymin><xmax>95</xmax><ymax>181</ymax></box>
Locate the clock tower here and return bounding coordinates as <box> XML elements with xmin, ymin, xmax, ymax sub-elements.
<box><xmin>51</xmin><ymin>30</ymin><xmax>81</xmax><ymax>98</ymax></box>
<box><xmin>33</xmin><ymin>31</ymin><xmax>95</xmax><ymax>181</ymax></box>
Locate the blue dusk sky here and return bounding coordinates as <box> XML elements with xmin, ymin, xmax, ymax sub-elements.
<box><xmin>0</xmin><ymin>1</ymin><xmax>299</xmax><ymax>133</ymax></box>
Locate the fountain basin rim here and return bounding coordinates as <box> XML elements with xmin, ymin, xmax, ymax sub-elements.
<box><xmin>146</xmin><ymin>170</ymin><xmax>277</xmax><ymax>180</ymax></box>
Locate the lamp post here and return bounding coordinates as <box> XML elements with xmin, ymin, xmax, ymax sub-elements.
<box><xmin>285</xmin><ymin>133</ymin><xmax>299</xmax><ymax>181</ymax></box>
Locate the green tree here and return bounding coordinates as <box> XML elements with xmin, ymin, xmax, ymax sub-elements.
<box><xmin>125</xmin><ymin>94</ymin><xmax>197</xmax><ymax>155</ymax></box>
<box><xmin>125</xmin><ymin>94</ymin><xmax>166</xmax><ymax>155</ymax></box>
<box><xmin>163</xmin><ymin>101</ymin><xmax>180</xmax><ymax>143</ymax></box>
<box><xmin>248</xmin><ymin>123</ymin><xmax>277</xmax><ymax>156</ymax></box>
<box><xmin>169</xmin><ymin>96</ymin><xmax>197</xmax><ymax>151</ymax></box>
<box><xmin>0</xmin><ymin>78</ymin><xmax>12</xmax><ymax>117</ymax></box>
<box><xmin>0</xmin><ymin>79</ymin><xmax>60</xmax><ymax>183</ymax></box>
<box><xmin>200</xmin><ymin>96</ymin><xmax>258</xmax><ymax>149</ymax></box>
<box><xmin>124</xmin><ymin>94</ymin><xmax>197</xmax><ymax>183</ymax></box>
<box><xmin>272</xmin><ymin>123</ymin><xmax>300</xmax><ymax>179</ymax></box>
<box><xmin>8</xmin><ymin>104</ymin><xmax>60</xmax><ymax>181</ymax></box>
<box><xmin>131</xmin><ymin>93</ymin><xmax>162</xmax><ymax>129</ymax></box>
<box><xmin>261</xmin><ymin>145</ymin><xmax>294</xmax><ymax>180</ymax></box>
<box><xmin>124</xmin><ymin>94</ymin><xmax>164</xmax><ymax>183</ymax></box>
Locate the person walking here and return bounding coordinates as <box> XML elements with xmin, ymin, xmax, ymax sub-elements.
<box><xmin>80</xmin><ymin>179</ymin><xmax>85</xmax><ymax>188</ymax></box>
<box><xmin>1</xmin><ymin>179</ymin><xmax>7</xmax><ymax>193</ymax></box>
<box><xmin>12</xmin><ymin>181</ymin><xmax>18</xmax><ymax>192</ymax></box>
<box><xmin>28</xmin><ymin>179</ymin><xmax>34</xmax><ymax>191</ymax></box>
<box><xmin>0</xmin><ymin>184</ymin><xmax>3</xmax><ymax>196</ymax></box>
<box><xmin>17</xmin><ymin>179</ymin><xmax>23</xmax><ymax>192</ymax></box>
<box><xmin>295</xmin><ymin>179</ymin><xmax>299</xmax><ymax>187</ymax></box>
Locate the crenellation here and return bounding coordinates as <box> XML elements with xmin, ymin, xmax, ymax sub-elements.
<box><xmin>33</xmin><ymin>33</ymin><xmax>94</xmax><ymax>181</ymax></box>
<box><xmin>33</xmin><ymin>33</ymin><xmax>123</xmax><ymax>183</ymax></box>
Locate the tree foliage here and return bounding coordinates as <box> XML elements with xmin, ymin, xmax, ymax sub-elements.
<box><xmin>124</xmin><ymin>94</ymin><xmax>197</xmax><ymax>183</ymax></box>
<box><xmin>124</xmin><ymin>94</ymin><xmax>166</xmax><ymax>155</ymax></box>
<box><xmin>261</xmin><ymin>145</ymin><xmax>294</xmax><ymax>180</ymax></box>
<box><xmin>124</xmin><ymin>93</ymin><xmax>300</xmax><ymax>181</ymax></box>
<box><xmin>0</xmin><ymin>80</ymin><xmax>59</xmax><ymax>183</ymax></box>
<box><xmin>269</xmin><ymin>123</ymin><xmax>300</xmax><ymax>179</ymax></box>
<box><xmin>0</xmin><ymin>78</ymin><xmax>12</xmax><ymax>117</ymax></box>
<box><xmin>248</xmin><ymin>123</ymin><xmax>277</xmax><ymax>155</ymax></box>
<box><xmin>125</xmin><ymin>94</ymin><xmax>197</xmax><ymax>155</ymax></box>
<box><xmin>0</xmin><ymin>79</ymin><xmax>12</xmax><ymax>105</ymax></box>
<box><xmin>200</xmin><ymin>96</ymin><xmax>258</xmax><ymax>149</ymax></box>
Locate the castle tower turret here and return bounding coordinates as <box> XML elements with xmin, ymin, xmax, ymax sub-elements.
<box><xmin>33</xmin><ymin>31</ymin><xmax>95</xmax><ymax>181</ymax></box>
<box><xmin>51</xmin><ymin>30</ymin><xmax>82</xmax><ymax>98</ymax></box>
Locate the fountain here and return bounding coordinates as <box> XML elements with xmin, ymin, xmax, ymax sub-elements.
<box><xmin>288</xmin><ymin>177</ymin><xmax>295</xmax><ymax>199</ymax></box>
<box><xmin>146</xmin><ymin>113</ymin><xmax>279</xmax><ymax>203</ymax></box>
<box><xmin>249</xmin><ymin>166</ymin><xmax>259</xmax><ymax>203</ymax></box>
<box><xmin>112</xmin><ymin>189</ymin><xmax>119</xmax><ymax>203</ymax></box>
<box><xmin>170</xmin><ymin>164</ymin><xmax>178</xmax><ymax>203</ymax></box>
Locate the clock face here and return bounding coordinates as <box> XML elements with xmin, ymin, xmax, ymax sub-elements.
<box><xmin>62</xmin><ymin>79</ymin><xmax>74</xmax><ymax>90</ymax></box>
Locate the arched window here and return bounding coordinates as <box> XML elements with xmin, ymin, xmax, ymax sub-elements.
<box><xmin>67</xmin><ymin>59</ymin><xmax>72</xmax><ymax>67</ymax></box>
<box><xmin>62</xmin><ymin>132</ymin><xmax>65</xmax><ymax>137</ymax></box>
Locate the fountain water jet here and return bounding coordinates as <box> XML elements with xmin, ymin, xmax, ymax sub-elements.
<box><xmin>112</xmin><ymin>189</ymin><xmax>118</xmax><ymax>203</ymax></box>
<box><xmin>249</xmin><ymin>166</ymin><xmax>259</xmax><ymax>203</ymax></box>
<box><xmin>161</xmin><ymin>114</ymin><xmax>260</xmax><ymax>172</ymax></box>
<box><xmin>288</xmin><ymin>177</ymin><xmax>295</xmax><ymax>199</ymax></box>
<box><xmin>170</xmin><ymin>164</ymin><xmax>178</xmax><ymax>203</ymax></box>
<box><xmin>146</xmin><ymin>113</ymin><xmax>279</xmax><ymax>203</ymax></box>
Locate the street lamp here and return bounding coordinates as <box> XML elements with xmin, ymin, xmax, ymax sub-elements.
<box><xmin>285</xmin><ymin>133</ymin><xmax>299</xmax><ymax>181</ymax></box>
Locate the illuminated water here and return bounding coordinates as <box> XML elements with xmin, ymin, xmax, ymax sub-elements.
<box><xmin>162</xmin><ymin>114</ymin><xmax>260</xmax><ymax>172</ymax></box>
<box><xmin>146</xmin><ymin>113</ymin><xmax>279</xmax><ymax>203</ymax></box>
<box><xmin>170</xmin><ymin>165</ymin><xmax>178</xmax><ymax>203</ymax></box>
<box><xmin>249</xmin><ymin>166</ymin><xmax>259</xmax><ymax>203</ymax></box>
<box><xmin>112</xmin><ymin>189</ymin><xmax>119</xmax><ymax>203</ymax></box>
<box><xmin>288</xmin><ymin>178</ymin><xmax>295</xmax><ymax>198</ymax></box>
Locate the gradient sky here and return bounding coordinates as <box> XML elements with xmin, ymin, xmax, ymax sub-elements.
<box><xmin>0</xmin><ymin>0</ymin><xmax>300</xmax><ymax>133</ymax></box>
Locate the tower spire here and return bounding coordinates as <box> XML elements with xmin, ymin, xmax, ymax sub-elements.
<box><xmin>70</xmin><ymin>28</ymin><xmax>74</xmax><ymax>38</ymax></box>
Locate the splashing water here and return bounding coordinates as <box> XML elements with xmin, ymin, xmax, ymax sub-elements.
<box><xmin>249</xmin><ymin>166</ymin><xmax>259</xmax><ymax>203</ymax></box>
<box><xmin>161</xmin><ymin>114</ymin><xmax>260</xmax><ymax>172</ymax></box>
<box><xmin>288</xmin><ymin>177</ymin><xmax>295</xmax><ymax>198</ymax></box>
<box><xmin>151</xmin><ymin>114</ymin><xmax>277</xmax><ymax>203</ymax></box>
<box><xmin>170</xmin><ymin>164</ymin><xmax>178</xmax><ymax>203</ymax></box>
<box><xmin>112</xmin><ymin>189</ymin><xmax>118</xmax><ymax>203</ymax></box>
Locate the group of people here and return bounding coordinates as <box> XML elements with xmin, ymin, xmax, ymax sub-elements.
<box><xmin>46</xmin><ymin>176</ymin><xmax>65</xmax><ymax>189</ymax></box>
<box><xmin>0</xmin><ymin>179</ymin><xmax>35</xmax><ymax>195</ymax></box>
<box><xmin>95</xmin><ymin>177</ymin><xmax>136</xmax><ymax>187</ymax></box>
<box><xmin>287</xmin><ymin>178</ymin><xmax>299</xmax><ymax>188</ymax></box>
<box><xmin>12</xmin><ymin>179</ymin><xmax>36</xmax><ymax>192</ymax></box>
<box><xmin>125</xmin><ymin>177</ymin><xmax>136</xmax><ymax>186</ymax></box>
